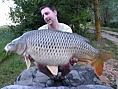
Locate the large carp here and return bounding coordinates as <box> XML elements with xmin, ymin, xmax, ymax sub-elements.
<box><xmin>4</xmin><ymin>29</ymin><xmax>113</xmax><ymax>76</ymax></box>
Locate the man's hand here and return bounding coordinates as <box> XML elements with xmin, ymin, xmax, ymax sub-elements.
<box><xmin>70</xmin><ymin>58</ymin><xmax>78</xmax><ymax>66</ymax></box>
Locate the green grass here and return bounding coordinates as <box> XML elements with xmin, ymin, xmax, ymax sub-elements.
<box><xmin>0</xmin><ymin>26</ymin><xmax>29</xmax><ymax>88</ymax></box>
<box><xmin>92</xmin><ymin>38</ymin><xmax>118</xmax><ymax>59</ymax></box>
<box><xmin>0</xmin><ymin>54</ymin><xmax>26</xmax><ymax>87</ymax></box>
<box><xmin>86</xmin><ymin>32</ymin><xmax>118</xmax><ymax>59</ymax></box>
<box><xmin>0</xmin><ymin>26</ymin><xmax>15</xmax><ymax>63</ymax></box>
<box><xmin>0</xmin><ymin>26</ymin><xmax>26</xmax><ymax>88</ymax></box>
<box><xmin>0</xmin><ymin>25</ymin><xmax>118</xmax><ymax>88</ymax></box>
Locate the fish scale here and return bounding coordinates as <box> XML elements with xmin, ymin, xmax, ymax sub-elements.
<box><xmin>5</xmin><ymin>29</ymin><xmax>113</xmax><ymax>76</ymax></box>
<box><xmin>5</xmin><ymin>30</ymin><xmax>97</xmax><ymax>64</ymax></box>
<box><xmin>21</xmin><ymin>30</ymin><xmax>98</xmax><ymax>66</ymax></box>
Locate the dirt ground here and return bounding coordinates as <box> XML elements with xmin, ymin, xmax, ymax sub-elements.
<box><xmin>81</xmin><ymin>58</ymin><xmax>118</xmax><ymax>88</ymax></box>
<box><xmin>100</xmin><ymin>59</ymin><xmax>118</xmax><ymax>88</ymax></box>
<box><xmin>100</xmin><ymin>30</ymin><xmax>118</xmax><ymax>88</ymax></box>
<box><xmin>88</xmin><ymin>30</ymin><xmax>118</xmax><ymax>88</ymax></box>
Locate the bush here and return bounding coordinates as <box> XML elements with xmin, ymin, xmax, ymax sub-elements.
<box><xmin>108</xmin><ymin>22</ymin><xmax>118</xmax><ymax>28</ymax></box>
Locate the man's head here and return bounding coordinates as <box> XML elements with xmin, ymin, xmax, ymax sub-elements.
<box><xmin>40</xmin><ymin>5</ymin><xmax>56</xmax><ymax>12</ymax></box>
<box><xmin>40</xmin><ymin>5</ymin><xmax>58</xmax><ymax>25</ymax></box>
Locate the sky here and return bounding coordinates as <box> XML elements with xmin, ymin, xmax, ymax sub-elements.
<box><xmin>0</xmin><ymin>0</ymin><xmax>14</xmax><ymax>26</ymax></box>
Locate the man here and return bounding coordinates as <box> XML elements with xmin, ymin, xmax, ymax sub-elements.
<box><xmin>38</xmin><ymin>5</ymin><xmax>72</xmax><ymax>33</ymax></box>
<box><xmin>38</xmin><ymin>5</ymin><xmax>78</xmax><ymax>87</ymax></box>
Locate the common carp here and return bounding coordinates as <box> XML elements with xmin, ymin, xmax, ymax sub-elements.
<box><xmin>4</xmin><ymin>29</ymin><xmax>113</xmax><ymax>76</ymax></box>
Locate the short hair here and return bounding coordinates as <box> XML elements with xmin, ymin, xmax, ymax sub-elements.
<box><xmin>40</xmin><ymin>5</ymin><xmax>56</xmax><ymax>12</ymax></box>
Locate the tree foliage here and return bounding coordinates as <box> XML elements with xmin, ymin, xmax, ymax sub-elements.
<box><xmin>99</xmin><ymin>0</ymin><xmax>118</xmax><ymax>27</ymax></box>
<box><xmin>5</xmin><ymin>0</ymin><xmax>92</xmax><ymax>36</ymax></box>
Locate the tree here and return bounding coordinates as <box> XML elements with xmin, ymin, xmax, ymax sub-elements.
<box><xmin>93</xmin><ymin>0</ymin><xmax>101</xmax><ymax>40</ymax></box>
<box><xmin>99</xmin><ymin>0</ymin><xmax>118</xmax><ymax>27</ymax></box>
<box><xmin>4</xmin><ymin>0</ymin><xmax>92</xmax><ymax>36</ymax></box>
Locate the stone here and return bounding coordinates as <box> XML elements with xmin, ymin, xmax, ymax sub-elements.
<box><xmin>14</xmin><ymin>66</ymin><xmax>100</xmax><ymax>87</ymax></box>
<box><xmin>1</xmin><ymin>85</ymin><xmax>113</xmax><ymax>89</ymax></box>
<box><xmin>1</xmin><ymin>66</ymin><xmax>114</xmax><ymax>89</ymax></box>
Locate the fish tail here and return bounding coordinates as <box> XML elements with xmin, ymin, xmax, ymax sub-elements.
<box><xmin>93</xmin><ymin>51</ymin><xmax>114</xmax><ymax>76</ymax></box>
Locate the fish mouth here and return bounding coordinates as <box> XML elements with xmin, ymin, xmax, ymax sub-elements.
<box><xmin>4</xmin><ymin>45</ymin><xmax>9</xmax><ymax>52</ymax></box>
<box><xmin>4</xmin><ymin>44</ymin><xmax>14</xmax><ymax>53</ymax></box>
<box><xmin>4</xmin><ymin>45</ymin><xmax>12</xmax><ymax>56</ymax></box>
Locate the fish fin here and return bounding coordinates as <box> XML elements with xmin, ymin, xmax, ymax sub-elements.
<box><xmin>99</xmin><ymin>51</ymin><xmax>114</xmax><ymax>61</ymax></box>
<box><xmin>93</xmin><ymin>58</ymin><xmax>103</xmax><ymax>76</ymax></box>
<box><xmin>78</xmin><ymin>58</ymin><xmax>91</xmax><ymax>63</ymax></box>
<box><xmin>24</xmin><ymin>56</ymin><xmax>31</xmax><ymax>69</ymax></box>
<box><xmin>47</xmin><ymin>65</ymin><xmax>58</xmax><ymax>75</ymax></box>
<box><xmin>93</xmin><ymin>51</ymin><xmax>113</xmax><ymax>76</ymax></box>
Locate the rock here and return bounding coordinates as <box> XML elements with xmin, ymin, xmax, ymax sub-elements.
<box><xmin>14</xmin><ymin>66</ymin><xmax>100</xmax><ymax>87</ymax></box>
<box><xmin>1</xmin><ymin>85</ymin><xmax>113</xmax><ymax>89</ymax></box>
<box><xmin>1</xmin><ymin>66</ymin><xmax>114</xmax><ymax>89</ymax></box>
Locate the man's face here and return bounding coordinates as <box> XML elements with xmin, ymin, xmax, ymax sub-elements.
<box><xmin>41</xmin><ymin>7</ymin><xmax>57</xmax><ymax>25</ymax></box>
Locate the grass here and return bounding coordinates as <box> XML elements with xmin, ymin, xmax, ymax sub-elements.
<box><xmin>0</xmin><ymin>25</ymin><xmax>118</xmax><ymax>88</ymax></box>
<box><xmin>0</xmin><ymin>55</ymin><xmax>26</xmax><ymax>87</ymax></box>
<box><xmin>91</xmin><ymin>38</ymin><xmax>118</xmax><ymax>59</ymax></box>
<box><xmin>0</xmin><ymin>26</ymin><xmax>15</xmax><ymax>63</ymax></box>
<box><xmin>0</xmin><ymin>26</ymin><xmax>26</xmax><ymax>88</ymax></box>
<box><xmin>101</xmin><ymin>27</ymin><xmax>118</xmax><ymax>32</ymax></box>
